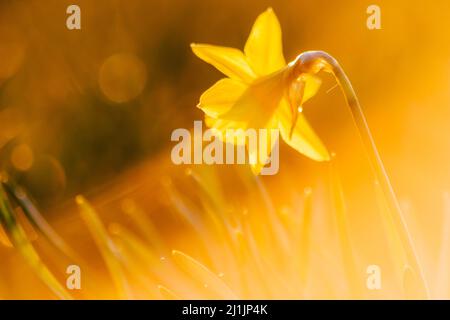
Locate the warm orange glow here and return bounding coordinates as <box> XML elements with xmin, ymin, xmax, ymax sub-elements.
<box><xmin>0</xmin><ymin>1</ymin><xmax>450</xmax><ymax>300</ymax></box>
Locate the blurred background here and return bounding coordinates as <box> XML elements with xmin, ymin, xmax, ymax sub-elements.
<box><xmin>1</xmin><ymin>0</ymin><xmax>450</xmax><ymax>299</ymax></box>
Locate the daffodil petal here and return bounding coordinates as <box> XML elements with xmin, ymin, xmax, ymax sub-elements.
<box><xmin>248</xmin><ymin>117</ymin><xmax>279</xmax><ymax>175</ymax></box>
<box><xmin>198</xmin><ymin>78</ymin><xmax>248</xmax><ymax>118</ymax></box>
<box><xmin>191</xmin><ymin>43</ymin><xmax>256</xmax><ymax>83</ymax></box>
<box><xmin>205</xmin><ymin>115</ymin><xmax>279</xmax><ymax>173</ymax></box>
<box><xmin>249</xmin><ymin>146</ymin><xmax>270</xmax><ymax>175</ymax></box>
<box><xmin>204</xmin><ymin>115</ymin><xmax>248</xmax><ymax>145</ymax></box>
<box><xmin>286</xmin><ymin>74</ymin><xmax>322</xmax><ymax>135</ymax></box>
<box><xmin>302</xmin><ymin>74</ymin><xmax>322</xmax><ymax>103</ymax></box>
<box><xmin>277</xmin><ymin>98</ymin><xmax>330</xmax><ymax>161</ymax></box>
<box><xmin>220</xmin><ymin>68</ymin><xmax>286</xmax><ymax>130</ymax></box>
<box><xmin>244</xmin><ymin>7</ymin><xmax>286</xmax><ymax>76</ymax></box>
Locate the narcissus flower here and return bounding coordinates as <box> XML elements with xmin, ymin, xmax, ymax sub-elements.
<box><xmin>190</xmin><ymin>7</ymin><xmax>428</xmax><ymax>297</ymax></box>
<box><xmin>191</xmin><ymin>8</ymin><xmax>330</xmax><ymax>174</ymax></box>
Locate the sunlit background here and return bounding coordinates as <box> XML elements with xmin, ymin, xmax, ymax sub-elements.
<box><xmin>1</xmin><ymin>0</ymin><xmax>450</xmax><ymax>299</ymax></box>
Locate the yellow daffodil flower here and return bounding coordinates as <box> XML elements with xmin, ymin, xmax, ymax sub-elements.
<box><xmin>191</xmin><ymin>7</ymin><xmax>330</xmax><ymax>174</ymax></box>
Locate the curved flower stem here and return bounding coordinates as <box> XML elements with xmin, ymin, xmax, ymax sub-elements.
<box><xmin>293</xmin><ymin>51</ymin><xmax>429</xmax><ymax>297</ymax></box>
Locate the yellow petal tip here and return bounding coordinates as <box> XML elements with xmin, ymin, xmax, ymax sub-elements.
<box><xmin>190</xmin><ymin>43</ymin><xmax>199</xmax><ymax>54</ymax></box>
<box><xmin>190</xmin><ymin>43</ymin><xmax>204</xmax><ymax>54</ymax></box>
<box><xmin>312</xmin><ymin>149</ymin><xmax>331</xmax><ymax>162</ymax></box>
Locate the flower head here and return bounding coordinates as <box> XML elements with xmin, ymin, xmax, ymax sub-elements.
<box><xmin>191</xmin><ymin>8</ymin><xmax>330</xmax><ymax>174</ymax></box>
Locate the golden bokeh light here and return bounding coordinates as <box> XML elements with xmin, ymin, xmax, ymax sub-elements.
<box><xmin>98</xmin><ymin>53</ymin><xmax>147</xmax><ymax>104</ymax></box>
<box><xmin>10</xmin><ymin>144</ymin><xmax>34</xmax><ymax>172</ymax></box>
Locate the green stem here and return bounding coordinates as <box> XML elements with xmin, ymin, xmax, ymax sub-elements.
<box><xmin>0</xmin><ymin>183</ymin><xmax>72</xmax><ymax>299</ymax></box>
<box><xmin>293</xmin><ymin>51</ymin><xmax>429</xmax><ymax>298</ymax></box>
